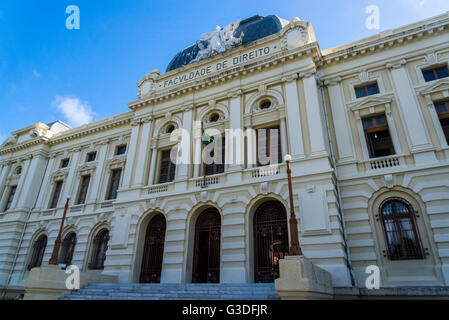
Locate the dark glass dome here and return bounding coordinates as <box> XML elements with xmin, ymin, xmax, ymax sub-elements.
<box><xmin>166</xmin><ymin>15</ymin><xmax>289</xmax><ymax>72</ymax></box>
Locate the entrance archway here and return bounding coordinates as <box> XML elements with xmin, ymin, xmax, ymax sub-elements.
<box><xmin>192</xmin><ymin>208</ymin><xmax>221</xmax><ymax>283</ymax></box>
<box><xmin>140</xmin><ymin>214</ymin><xmax>166</xmax><ymax>283</ymax></box>
<box><xmin>253</xmin><ymin>200</ymin><xmax>289</xmax><ymax>283</ymax></box>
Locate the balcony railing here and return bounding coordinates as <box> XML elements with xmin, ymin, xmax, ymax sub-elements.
<box><xmin>195</xmin><ymin>175</ymin><xmax>221</xmax><ymax>188</ymax></box>
<box><xmin>250</xmin><ymin>165</ymin><xmax>281</xmax><ymax>178</ymax></box>
<box><xmin>148</xmin><ymin>184</ymin><xmax>169</xmax><ymax>194</ymax></box>
<box><xmin>369</xmin><ymin>156</ymin><xmax>401</xmax><ymax>170</ymax></box>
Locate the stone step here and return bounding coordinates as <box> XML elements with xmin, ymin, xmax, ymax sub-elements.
<box><xmin>61</xmin><ymin>283</ymin><xmax>280</xmax><ymax>300</ymax></box>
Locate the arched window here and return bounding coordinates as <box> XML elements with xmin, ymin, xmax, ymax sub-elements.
<box><xmin>27</xmin><ymin>235</ymin><xmax>47</xmax><ymax>270</ymax></box>
<box><xmin>166</xmin><ymin>125</ymin><xmax>175</xmax><ymax>134</ymax></box>
<box><xmin>89</xmin><ymin>229</ymin><xmax>110</xmax><ymax>270</ymax></box>
<box><xmin>209</xmin><ymin>113</ymin><xmax>220</xmax><ymax>123</ymax></box>
<box><xmin>379</xmin><ymin>198</ymin><xmax>424</xmax><ymax>260</ymax></box>
<box><xmin>259</xmin><ymin>100</ymin><xmax>272</xmax><ymax>110</ymax></box>
<box><xmin>59</xmin><ymin>232</ymin><xmax>77</xmax><ymax>267</ymax></box>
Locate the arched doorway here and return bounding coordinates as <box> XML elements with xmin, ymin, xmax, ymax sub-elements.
<box><xmin>88</xmin><ymin>229</ymin><xmax>110</xmax><ymax>270</ymax></box>
<box><xmin>253</xmin><ymin>201</ymin><xmax>289</xmax><ymax>283</ymax></box>
<box><xmin>59</xmin><ymin>232</ymin><xmax>77</xmax><ymax>268</ymax></box>
<box><xmin>140</xmin><ymin>214</ymin><xmax>166</xmax><ymax>283</ymax></box>
<box><xmin>192</xmin><ymin>208</ymin><xmax>221</xmax><ymax>283</ymax></box>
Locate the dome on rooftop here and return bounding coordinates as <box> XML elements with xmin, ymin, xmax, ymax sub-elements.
<box><xmin>166</xmin><ymin>15</ymin><xmax>289</xmax><ymax>72</ymax></box>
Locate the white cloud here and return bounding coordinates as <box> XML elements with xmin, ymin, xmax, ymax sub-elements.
<box><xmin>32</xmin><ymin>70</ymin><xmax>40</xmax><ymax>78</ymax></box>
<box><xmin>53</xmin><ymin>96</ymin><xmax>95</xmax><ymax>127</ymax></box>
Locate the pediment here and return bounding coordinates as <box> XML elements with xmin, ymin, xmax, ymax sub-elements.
<box><xmin>417</xmin><ymin>78</ymin><xmax>449</xmax><ymax>95</ymax></box>
<box><xmin>0</xmin><ymin>137</ymin><xmax>17</xmax><ymax>148</ymax></box>
<box><xmin>348</xmin><ymin>93</ymin><xmax>394</xmax><ymax>111</ymax></box>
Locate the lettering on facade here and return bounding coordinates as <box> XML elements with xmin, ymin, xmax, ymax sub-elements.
<box><xmin>162</xmin><ymin>45</ymin><xmax>275</xmax><ymax>88</ymax></box>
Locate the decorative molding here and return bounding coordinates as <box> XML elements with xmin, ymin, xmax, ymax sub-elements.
<box><xmin>227</xmin><ymin>89</ymin><xmax>242</xmax><ymax>99</ymax></box>
<box><xmin>386</xmin><ymin>59</ymin><xmax>407</xmax><ymax>70</ymax></box>
<box><xmin>281</xmin><ymin>74</ymin><xmax>299</xmax><ymax>83</ymax></box>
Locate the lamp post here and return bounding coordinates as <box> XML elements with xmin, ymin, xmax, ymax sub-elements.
<box><xmin>49</xmin><ymin>196</ymin><xmax>70</xmax><ymax>265</ymax></box>
<box><xmin>284</xmin><ymin>154</ymin><xmax>303</xmax><ymax>256</ymax></box>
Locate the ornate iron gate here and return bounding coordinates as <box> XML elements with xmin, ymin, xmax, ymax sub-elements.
<box><xmin>192</xmin><ymin>208</ymin><xmax>221</xmax><ymax>283</ymax></box>
<box><xmin>140</xmin><ymin>214</ymin><xmax>166</xmax><ymax>283</ymax></box>
<box><xmin>254</xmin><ymin>201</ymin><xmax>289</xmax><ymax>283</ymax></box>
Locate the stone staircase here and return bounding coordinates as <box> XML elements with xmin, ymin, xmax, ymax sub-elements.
<box><xmin>61</xmin><ymin>283</ymin><xmax>281</xmax><ymax>300</ymax></box>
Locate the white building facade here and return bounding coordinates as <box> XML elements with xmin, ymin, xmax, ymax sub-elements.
<box><xmin>1</xmin><ymin>13</ymin><xmax>449</xmax><ymax>294</ymax></box>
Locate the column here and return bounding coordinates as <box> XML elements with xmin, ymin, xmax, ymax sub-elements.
<box><xmin>62</xmin><ymin>149</ymin><xmax>81</xmax><ymax>200</ymax></box>
<box><xmin>122</xmin><ymin>119</ymin><xmax>141</xmax><ymax>188</ymax></box>
<box><xmin>16</xmin><ymin>153</ymin><xmax>48</xmax><ymax>210</ymax></box>
<box><xmin>283</xmin><ymin>75</ymin><xmax>305</xmax><ymax>158</ymax></box>
<box><xmin>148</xmin><ymin>146</ymin><xmax>158</xmax><ymax>185</ymax></box>
<box><xmin>280</xmin><ymin>118</ymin><xmax>288</xmax><ymax>159</ymax></box>
<box><xmin>326</xmin><ymin>78</ymin><xmax>355</xmax><ymax>160</ymax></box>
<box><xmin>11</xmin><ymin>155</ymin><xmax>33</xmax><ymax>209</ymax></box>
<box><xmin>385</xmin><ymin>103</ymin><xmax>402</xmax><ymax>154</ymax></box>
<box><xmin>425</xmin><ymin>94</ymin><xmax>448</xmax><ymax>148</ymax></box>
<box><xmin>35</xmin><ymin>155</ymin><xmax>56</xmax><ymax>210</ymax></box>
<box><xmin>0</xmin><ymin>162</ymin><xmax>10</xmax><ymax>201</ymax></box>
<box><xmin>226</xmin><ymin>90</ymin><xmax>244</xmax><ymax>171</ymax></box>
<box><xmin>0</xmin><ymin>162</ymin><xmax>12</xmax><ymax>211</ymax></box>
<box><xmin>176</xmin><ymin>104</ymin><xmax>193</xmax><ymax>180</ymax></box>
<box><xmin>193</xmin><ymin>123</ymin><xmax>202</xmax><ymax>177</ymax></box>
<box><xmin>387</xmin><ymin>60</ymin><xmax>435</xmax><ymax>163</ymax></box>
<box><xmin>133</xmin><ymin>116</ymin><xmax>153</xmax><ymax>188</ymax></box>
<box><xmin>302</xmin><ymin>72</ymin><xmax>327</xmax><ymax>155</ymax></box>
<box><xmin>354</xmin><ymin>110</ymin><xmax>370</xmax><ymax>159</ymax></box>
<box><xmin>88</xmin><ymin>140</ymin><xmax>109</xmax><ymax>203</ymax></box>
<box><xmin>246</xmin><ymin>126</ymin><xmax>255</xmax><ymax>169</ymax></box>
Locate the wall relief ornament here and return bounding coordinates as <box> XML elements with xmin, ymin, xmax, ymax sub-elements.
<box><xmin>191</xmin><ymin>19</ymin><xmax>243</xmax><ymax>64</ymax></box>
<box><xmin>280</xmin><ymin>17</ymin><xmax>310</xmax><ymax>50</ymax></box>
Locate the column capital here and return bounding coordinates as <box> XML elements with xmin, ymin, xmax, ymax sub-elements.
<box><xmin>227</xmin><ymin>89</ymin><xmax>242</xmax><ymax>99</ymax></box>
<box><xmin>386</xmin><ymin>59</ymin><xmax>407</xmax><ymax>70</ymax></box>
<box><xmin>323</xmin><ymin>76</ymin><xmax>342</xmax><ymax>86</ymax></box>
<box><xmin>182</xmin><ymin>103</ymin><xmax>195</xmax><ymax>112</ymax></box>
<box><xmin>281</xmin><ymin>74</ymin><xmax>299</xmax><ymax>83</ymax></box>
<box><xmin>142</xmin><ymin>115</ymin><xmax>154</xmax><ymax>123</ymax></box>
<box><xmin>354</xmin><ymin>110</ymin><xmax>361</xmax><ymax>121</ymax></box>
<box><xmin>298</xmin><ymin>70</ymin><xmax>316</xmax><ymax>79</ymax></box>
<box><xmin>130</xmin><ymin>118</ymin><xmax>142</xmax><ymax>127</ymax></box>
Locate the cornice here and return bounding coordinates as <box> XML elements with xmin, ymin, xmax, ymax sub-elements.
<box><xmin>47</xmin><ymin>112</ymin><xmax>133</xmax><ymax>146</ymax></box>
<box><xmin>321</xmin><ymin>16</ymin><xmax>449</xmax><ymax>65</ymax></box>
<box><xmin>128</xmin><ymin>42</ymin><xmax>320</xmax><ymax>111</ymax></box>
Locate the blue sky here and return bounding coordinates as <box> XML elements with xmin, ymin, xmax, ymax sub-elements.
<box><xmin>1</xmin><ymin>0</ymin><xmax>449</xmax><ymax>143</ymax></box>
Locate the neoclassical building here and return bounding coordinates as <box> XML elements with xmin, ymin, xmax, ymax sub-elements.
<box><xmin>1</xmin><ymin>12</ymin><xmax>449</xmax><ymax>295</ymax></box>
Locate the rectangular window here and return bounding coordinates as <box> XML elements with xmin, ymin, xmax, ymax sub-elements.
<box><xmin>4</xmin><ymin>186</ymin><xmax>17</xmax><ymax>211</ymax></box>
<box><xmin>76</xmin><ymin>175</ymin><xmax>91</xmax><ymax>205</ymax></box>
<box><xmin>49</xmin><ymin>181</ymin><xmax>63</xmax><ymax>209</ymax></box>
<box><xmin>362</xmin><ymin>114</ymin><xmax>396</xmax><ymax>158</ymax></box>
<box><xmin>256</xmin><ymin>126</ymin><xmax>282</xmax><ymax>166</ymax></box>
<box><xmin>116</xmin><ymin>145</ymin><xmax>127</xmax><ymax>156</ymax></box>
<box><xmin>355</xmin><ymin>82</ymin><xmax>380</xmax><ymax>98</ymax></box>
<box><xmin>204</xmin><ymin>137</ymin><xmax>225</xmax><ymax>176</ymax></box>
<box><xmin>106</xmin><ymin>169</ymin><xmax>121</xmax><ymax>200</ymax></box>
<box><xmin>435</xmin><ymin>100</ymin><xmax>449</xmax><ymax>144</ymax></box>
<box><xmin>87</xmin><ymin>152</ymin><xmax>97</xmax><ymax>162</ymax></box>
<box><xmin>422</xmin><ymin>66</ymin><xmax>449</xmax><ymax>82</ymax></box>
<box><xmin>61</xmin><ymin>159</ymin><xmax>70</xmax><ymax>168</ymax></box>
<box><xmin>159</xmin><ymin>149</ymin><xmax>176</xmax><ymax>184</ymax></box>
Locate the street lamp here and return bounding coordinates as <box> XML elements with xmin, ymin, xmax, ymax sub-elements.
<box><xmin>49</xmin><ymin>196</ymin><xmax>70</xmax><ymax>265</ymax></box>
<box><xmin>284</xmin><ymin>154</ymin><xmax>303</xmax><ymax>256</ymax></box>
